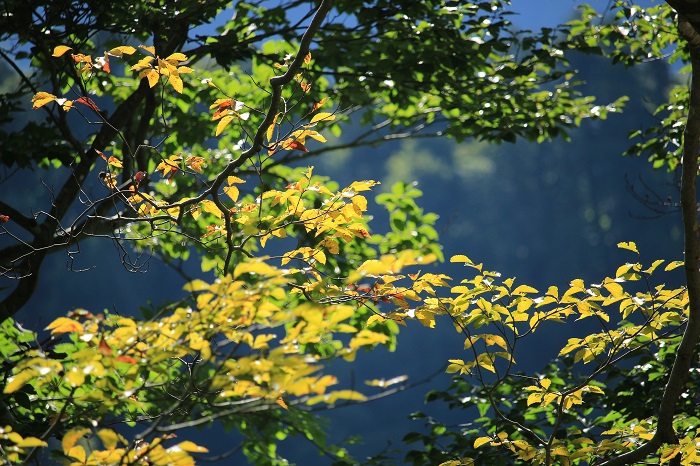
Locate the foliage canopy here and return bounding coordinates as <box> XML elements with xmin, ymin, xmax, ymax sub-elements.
<box><xmin>1</xmin><ymin>0</ymin><xmax>700</xmax><ymax>465</ymax></box>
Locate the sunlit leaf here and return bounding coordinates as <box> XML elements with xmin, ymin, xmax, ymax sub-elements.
<box><xmin>31</xmin><ymin>92</ymin><xmax>57</xmax><ymax>109</ymax></box>
<box><xmin>617</xmin><ymin>241</ymin><xmax>638</xmax><ymax>253</ymax></box>
<box><xmin>52</xmin><ymin>45</ymin><xmax>72</xmax><ymax>57</ymax></box>
<box><xmin>310</xmin><ymin>112</ymin><xmax>335</xmax><ymax>124</ymax></box>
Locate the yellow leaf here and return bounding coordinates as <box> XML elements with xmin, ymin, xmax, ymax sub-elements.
<box><xmin>52</xmin><ymin>45</ymin><xmax>72</xmax><ymax>57</ymax></box>
<box><xmin>141</xmin><ymin>69</ymin><xmax>160</xmax><ymax>87</ymax></box>
<box><xmin>165</xmin><ymin>52</ymin><xmax>187</xmax><ymax>63</ymax></box>
<box><xmin>107</xmin><ymin>156</ymin><xmax>123</xmax><ymax>168</ymax></box>
<box><xmin>617</xmin><ymin>241</ymin><xmax>638</xmax><ymax>253</ymax></box>
<box><xmin>357</xmin><ymin>260</ymin><xmax>392</xmax><ymax>276</ymax></box>
<box><xmin>62</xmin><ymin>428</ymin><xmax>90</xmax><ymax>454</ymax></box>
<box><xmin>176</xmin><ymin>440</ymin><xmax>208</xmax><ymax>453</ymax></box>
<box><xmin>46</xmin><ymin>317</ymin><xmax>84</xmax><ymax>335</ymax></box>
<box><xmin>304</xmin><ymin>52</ymin><xmax>312</xmax><ymax>64</ymax></box>
<box><xmin>131</xmin><ymin>55</ymin><xmax>154</xmax><ymax>71</ymax></box>
<box><xmin>223</xmin><ymin>186</ymin><xmax>239</xmax><ymax>201</ymax></box>
<box><xmin>216</xmin><ymin>115</ymin><xmax>234</xmax><ymax>137</ymax></box>
<box><xmin>31</xmin><ymin>92</ymin><xmax>57</xmax><ymax>109</ymax></box>
<box><xmin>97</xmin><ymin>429</ymin><xmax>119</xmax><ymax>450</ymax></box>
<box><xmin>276</xmin><ymin>397</ymin><xmax>288</xmax><ymax>410</ymax></box>
<box><xmin>267</xmin><ymin>113</ymin><xmax>280</xmax><ymax>142</ymax></box>
<box><xmin>664</xmin><ymin>260</ymin><xmax>683</xmax><ymax>271</ymax></box>
<box><xmin>107</xmin><ymin>46</ymin><xmax>136</xmax><ymax>57</ymax></box>
<box><xmin>16</xmin><ymin>437</ymin><xmax>47</xmax><ymax>448</ymax></box>
<box><xmin>168</xmin><ymin>74</ymin><xmax>183</xmax><ymax>93</ymax></box>
<box><xmin>310</xmin><ymin>112</ymin><xmax>335</xmax><ymax>124</ymax></box>
<box><xmin>512</xmin><ymin>284</ymin><xmax>538</xmax><ymax>295</ymax></box>
<box><xmin>66</xmin><ymin>445</ymin><xmax>86</xmax><ymax>462</ymax></box>
<box><xmin>139</xmin><ymin>44</ymin><xmax>156</xmax><ymax>55</ymax></box>
<box><xmin>483</xmin><ymin>334</ymin><xmax>508</xmax><ymax>350</ymax></box>
<box><xmin>474</xmin><ymin>437</ymin><xmax>491</xmax><ymax>448</ymax></box>
<box><xmin>314</xmin><ymin>249</ymin><xmax>327</xmax><ymax>265</ymax></box>
<box><xmin>366</xmin><ymin>314</ymin><xmax>386</xmax><ymax>326</ymax></box>
<box><xmin>660</xmin><ymin>445</ymin><xmax>682</xmax><ymax>463</ymax></box>
<box><xmin>3</xmin><ymin>370</ymin><xmax>36</xmax><ymax>394</ymax></box>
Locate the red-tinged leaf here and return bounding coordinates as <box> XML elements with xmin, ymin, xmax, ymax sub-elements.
<box><xmin>52</xmin><ymin>45</ymin><xmax>73</xmax><ymax>57</ymax></box>
<box><xmin>0</xmin><ymin>215</ymin><xmax>9</xmax><ymax>224</ymax></box>
<box><xmin>75</xmin><ymin>97</ymin><xmax>101</xmax><ymax>113</ymax></box>
<box><xmin>71</xmin><ymin>53</ymin><xmax>90</xmax><ymax>64</ymax></box>
<box><xmin>46</xmin><ymin>317</ymin><xmax>85</xmax><ymax>335</ymax></box>
<box><xmin>283</xmin><ymin>140</ymin><xmax>309</xmax><ymax>152</ymax></box>
<box><xmin>304</xmin><ymin>52</ymin><xmax>311</xmax><ymax>65</ymax></box>
<box><xmin>107</xmin><ymin>156</ymin><xmax>122</xmax><ymax>168</ymax></box>
<box><xmin>209</xmin><ymin>98</ymin><xmax>232</xmax><ymax>110</ymax></box>
<box><xmin>276</xmin><ymin>397</ymin><xmax>288</xmax><ymax>410</ymax></box>
<box><xmin>212</xmin><ymin>108</ymin><xmax>230</xmax><ymax>120</ymax></box>
<box><xmin>96</xmin><ymin>150</ymin><xmax>108</xmax><ymax>162</ymax></box>
<box><xmin>31</xmin><ymin>92</ymin><xmax>57</xmax><ymax>109</ymax></box>
<box><xmin>116</xmin><ymin>355</ymin><xmax>138</xmax><ymax>364</ymax></box>
<box><xmin>202</xmin><ymin>224</ymin><xmax>221</xmax><ymax>239</ymax></box>
<box><xmin>99</xmin><ymin>171</ymin><xmax>118</xmax><ymax>190</ymax></box>
<box><xmin>134</xmin><ymin>171</ymin><xmax>147</xmax><ymax>185</ymax></box>
<box><xmin>312</xmin><ymin>98</ymin><xmax>330</xmax><ymax>112</ymax></box>
<box><xmin>98</xmin><ymin>337</ymin><xmax>113</xmax><ymax>356</ymax></box>
<box><xmin>300</xmin><ymin>82</ymin><xmax>311</xmax><ymax>93</ymax></box>
<box><xmin>186</xmin><ymin>156</ymin><xmax>205</xmax><ymax>173</ymax></box>
<box><xmin>95</xmin><ymin>54</ymin><xmax>110</xmax><ymax>73</ymax></box>
<box><xmin>356</xmin><ymin>228</ymin><xmax>370</xmax><ymax>238</ymax></box>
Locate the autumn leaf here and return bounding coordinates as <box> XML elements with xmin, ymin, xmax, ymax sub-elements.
<box><xmin>310</xmin><ymin>112</ymin><xmax>335</xmax><ymax>124</ymax></box>
<box><xmin>216</xmin><ymin>115</ymin><xmax>235</xmax><ymax>136</ymax></box>
<box><xmin>156</xmin><ymin>155</ymin><xmax>182</xmax><ymax>177</ymax></box>
<box><xmin>280</xmin><ymin>139</ymin><xmax>309</xmax><ymax>152</ymax></box>
<box><xmin>165</xmin><ymin>52</ymin><xmax>187</xmax><ymax>64</ymax></box>
<box><xmin>31</xmin><ymin>92</ymin><xmax>57</xmax><ymax>109</ymax></box>
<box><xmin>130</xmin><ymin>56</ymin><xmax>154</xmax><ymax>71</ymax></box>
<box><xmin>46</xmin><ymin>317</ymin><xmax>85</xmax><ymax>335</ymax></box>
<box><xmin>304</xmin><ymin>52</ymin><xmax>312</xmax><ymax>65</ymax></box>
<box><xmin>75</xmin><ymin>97</ymin><xmax>101</xmax><ymax>113</ymax></box>
<box><xmin>186</xmin><ymin>156</ymin><xmax>205</xmax><ymax>173</ymax></box>
<box><xmin>107</xmin><ymin>45</ymin><xmax>136</xmax><ymax>57</ymax></box>
<box><xmin>168</xmin><ymin>74</ymin><xmax>183</xmax><ymax>93</ymax></box>
<box><xmin>52</xmin><ymin>45</ymin><xmax>73</xmax><ymax>57</ymax></box>
<box><xmin>312</xmin><ymin>98</ymin><xmax>330</xmax><ymax>112</ymax></box>
<box><xmin>139</xmin><ymin>44</ymin><xmax>156</xmax><ymax>55</ymax></box>
<box><xmin>94</xmin><ymin>53</ymin><xmax>110</xmax><ymax>73</ymax></box>
<box><xmin>98</xmin><ymin>337</ymin><xmax>113</xmax><ymax>356</ymax></box>
<box><xmin>116</xmin><ymin>355</ymin><xmax>138</xmax><ymax>364</ymax></box>
<box><xmin>0</xmin><ymin>215</ymin><xmax>9</xmax><ymax>224</ymax></box>
<box><xmin>140</xmin><ymin>69</ymin><xmax>160</xmax><ymax>88</ymax></box>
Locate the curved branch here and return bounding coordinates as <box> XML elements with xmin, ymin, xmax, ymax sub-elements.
<box><xmin>596</xmin><ymin>13</ymin><xmax>700</xmax><ymax>466</ymax></box>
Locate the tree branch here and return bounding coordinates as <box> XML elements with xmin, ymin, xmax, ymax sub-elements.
<box><xmin>596</xmin><ymin>12</ymin><xmax>700</xmax><ymax>466</ymax></box>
